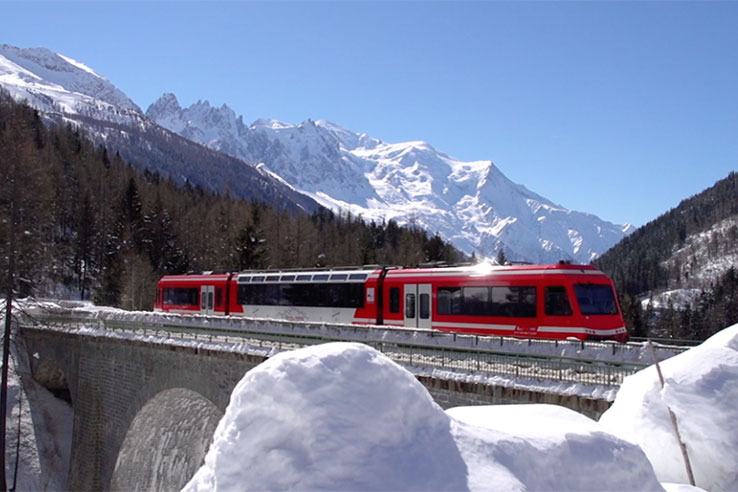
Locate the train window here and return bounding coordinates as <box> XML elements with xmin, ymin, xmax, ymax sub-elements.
<box><xmin>264</xmin><ymin>284</ymin><xmax>280</xmax><ymax>304</ymax></box>
<box><xmin>238</xmin><ymin>283</ymin><xmax>364</xmax><ymax>308</ymax></box>
<box><xmin>330</xmin><ymin>274</ymin><xmax>348</xmax><ymax>281</ymax></box>
<box><xmin>349</xmin><ymin>273</ymin><xmax>368</xmax><ymax>281</ymax></box>
<box><xmin>216</xmin><ymin>288</ymin><xmax>223</xmax><ymax>307</ymax></box>
<box><xmin>389</xmin><ymin>287</ymin><xmax>401</xmax><ymax>313</ymax></box>
<box><xmin>266</xmin><ymin>275</ymin><xmax>280</xmax><ymax>282</ymax></box>
<box><xmin>574</xmin><ymin>284</ymin><xmax>618</xmax><ymax>315</ymax></box>
<box><xmin>437</xmin><ymin>287</ymin><xmax>462</xmax><ymax>315</ymax></box>
<box><xmin>405</xmin><ymin>293</ymin><xmax>416</xmax><ymax>319</ymax></box>
<box><xmin>313</xmin><ymin>274</ymin><xmax>329</xmax><ymax>281</ymax></box>
<box><xmin>437</xmin><ymin>286</ymin><xmax>536</xmax><ymax>317</ymax></box>
<box><xmin>296</xmin><ymin>275</ymin><xmax>312</xmax><ymax>281</ymax></box>
<box><xmin>419</xmin><ymin>294</ymin><xmax>430</xmax><ymax>319</ymax></box>
<box><xmin>164</xmin><ymin>287</ymin><xmax>199</xmax><ymax>306</ymax></box>
<box><xmin>464</xmin><ymin>287</ymin><xmax>489</xmax><ymax>315</ymax></box>
<box><xmin>252</xmin><ymin>276</ymin><xmax>265</xmax><ymax>283</ymax></box>
<box><xmin>545</xmin><ymin>286</ymin><xmax>572</xmax><ymax>316</ymax></box>
<box><xmin>281</xmin><ymin>275</ymin><xmax>295</xmax><ymax>282</ymax></box>
<box><xmin>490</xmin><ymin>286</ymin><xmax>536</xmax><ymax>317</ymax></box>
<box><xmin>240</xmin><ymin>277</ymin><xmax>251</xmax><ymax>283</ymax></box>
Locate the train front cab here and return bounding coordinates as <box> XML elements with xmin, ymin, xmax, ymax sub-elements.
<box><xmin>379</xmin><ymin>265</ymin><xmax>628</xmax><ymax>342</ymax></box>
<box><xmin>155</xmin><ymin>274</ymin><xmax>232</xmax><ymax>316</ymax></box>
<box><xmin>567</xmin><ymin>276</ymin><xmax>628</xmax><ymax>342</ymax></box>
<box><xmin>537</xmin><ymin>270</ymin><xmax>628</xmax><ymax>341</ymax></box>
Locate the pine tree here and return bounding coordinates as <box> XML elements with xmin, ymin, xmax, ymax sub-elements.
<box><xmin>234</xmin><ymin>204</ymin><xmax>268</xmax><ymax>270</ymax></box>
<box><xmin>495</xmin><ymin>249</ymin><xmax>508</xmax><ymax>265</ymax></box>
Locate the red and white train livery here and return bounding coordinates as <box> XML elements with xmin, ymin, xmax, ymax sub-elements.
<box><xmin>153</xmin><ymin>263</ymin><xmax>628</xmax><ymax>342</ymax></box>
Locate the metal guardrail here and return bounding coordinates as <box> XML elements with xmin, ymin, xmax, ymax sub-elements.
<box><xmin>18</xmin><ymin>308</ymin><xmax>663</xmax><ymax>389</ymax></box>
<box><xmin>630</xmin><ymin>336</ymin><xmax>702</xmax><ymax>347</ymax></box>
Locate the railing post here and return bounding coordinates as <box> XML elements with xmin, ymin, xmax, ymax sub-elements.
<box><xmin>648</xmin><ymin>340</ymin><xmax>695</xmax><ymax>486</ymax></box>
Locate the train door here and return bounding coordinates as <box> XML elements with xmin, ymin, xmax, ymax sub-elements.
<box><xmin>403</xmin><ymin>283</ymin><xmax>432</xmax><ymax>329</ymax></box>
<box><xmin>200</xmin><ymin>285</ymin><xmax>215</xmax><ymax>315</ymax></box>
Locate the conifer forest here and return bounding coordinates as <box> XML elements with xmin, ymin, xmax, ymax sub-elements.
<box><xmin>0</xmin><ymin>94</ymin><xmax>461</xmax><ymax>310</ymax></box>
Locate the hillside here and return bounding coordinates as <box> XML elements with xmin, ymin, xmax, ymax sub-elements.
<box><xmin>0</xmin><ymin>93</ymin><xmax>461</xmax><ymax>309</ymax></box>
<box><xmin>1</xmin><ymin>43</ymin><xmax>634</xmax><ymax>263</ymax></box>
<box><xmin>595</xmin><ymin>172</ymin><xmax>738</xmax><ymax>339</ymax></box>
<box><xmin>0</xmin><ymin>44</ymin><xmax>320</xmax><ymax>215</ymax></box>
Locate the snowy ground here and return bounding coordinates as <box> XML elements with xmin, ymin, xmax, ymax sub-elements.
<box><xmin>185</xmin><ymin>325</ymin><xmax>738</xmax><ymax>491</ymax></box>
<box><xmin>601</xmin><ymin>323</ymin><xmax>738</xmax><ymax>491</ymax></box>
<box><xmin>3</xmin><ymin>301</ymin><xmax>736</xmax><ymax>491</ymax></box>
<box><xmin>1</xmin><ymin>332</ymin><xmax>73</xmax><ymax>491</ymax></box>
<box><xmin>184</xmin><ymin>341</ymin><xmax>662</xmax><ymax>492</ymax></box>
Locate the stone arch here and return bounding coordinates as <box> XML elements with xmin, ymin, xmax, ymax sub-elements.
<box><xmin>110</xmin><ymin>387</ymin><xmax>222</xmax><ymax>491</ymax></box>
<box><xmin>31</xmin><ymin>359</ymin><xmax>72</xmax><ymax>405</ymax></box>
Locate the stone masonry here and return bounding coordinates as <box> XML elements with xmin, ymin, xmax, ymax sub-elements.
<box><xmin>20</xmin><ymin>326</ymin><xmax>612</xmax><ymax>491</ymax></box>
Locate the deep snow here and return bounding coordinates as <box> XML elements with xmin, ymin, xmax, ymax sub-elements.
<box><xmin>600</xmin><ymin>323</ymin><xmax>738</xmax><ymax>491</ymax></box>
<box><xmin>4</xmin><ymin>302</ymin><xmax>737</xmax><ymax>491</ymax></box>
<box><xmin>1</xmin><ymin>330</ymin><xmax>73</xmax><ymax>491</ymax></box>
<box><xmin>183</xmin><ymin>325</ymin><xmax>738</xmax><ymax>491</ymax></box>
<box><xmin>184</xmin><ymin>342</ymin><xmax>662</xmax><ymax>492</ymax></box>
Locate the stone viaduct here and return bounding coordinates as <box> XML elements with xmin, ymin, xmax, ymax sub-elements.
<box><xmin>19</xmin><ymin>325</ymin><xmax>611</xmax><ymax>491</ymax></box>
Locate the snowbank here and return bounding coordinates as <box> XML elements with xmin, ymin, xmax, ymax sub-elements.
<box><xmin>184</xmin><ymin>342</ymin><xmax>662</xmax><ymax>491</ymax></box>
<box><xmin>600</xmin><ymin>323</ymin><xmax>738</xmax><ymax>491</ymax></box>
<box><xmin>1</xmin><ymin>336</ymin><xmax>73</xmax><ymax>491</ymax></box>
<box><xmin>184</xmin><ymin>342</ymin><xmax>467</xmax><ymax>491</ymax></box>
<box><xmin>448</xmin><ymin>404</ymin><xmax>662</xmax><ymax>491</ymax></box>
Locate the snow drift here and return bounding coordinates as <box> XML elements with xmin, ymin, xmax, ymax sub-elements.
<box><xmin>184</xmin><ymin>341</ymin><xmax>661</xmax><ymax>491</ymax></box>
<box><xmin>600</xmin><ymin>323</ymin><xmax>738</xmax><ymax>491</ymax></box>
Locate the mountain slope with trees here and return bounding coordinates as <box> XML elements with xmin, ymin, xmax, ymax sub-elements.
<box><xmin>595</xmin><ymin>172</ymin><xmax>738</xmax><ymax>340</ymax></box>
<box><xmin>147</xmin><ymin>93</ymin><xmax>632</xmax><ymax>263</ymax></box>
<box><xmin>0</xmin><ymin>93</ymin><xmax>462</xmax><ymax>309</ymax></box>
<box><xmin>0</xmin><ymin>44</ymin><xmax>320</xmax><ymax>216</ymax></box>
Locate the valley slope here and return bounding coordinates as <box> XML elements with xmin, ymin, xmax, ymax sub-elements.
<box><xmin>1</xmin><ymin>43</ymin><xmax>631</xmax><ymax>263</ymax></box>
<box><xmin>0</xmin><ymin>44</ymin><xmax>319</xmax><ymax>214</ymax></box>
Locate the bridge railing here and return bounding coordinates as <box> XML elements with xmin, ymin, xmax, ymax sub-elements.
<box><xmin>17</xmin><ymin>306</ymin><xmax>673</xmax><ymax>389</ymax></box>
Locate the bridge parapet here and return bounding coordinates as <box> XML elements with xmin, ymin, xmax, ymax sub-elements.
<box><xmin>17</xmin><ymin>307</ymin><xmax>680</xmax><ymax>490</ymax></box>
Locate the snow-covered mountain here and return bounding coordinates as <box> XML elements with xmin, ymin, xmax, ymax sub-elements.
<box><xmin>148</xmin><ymin>94</ymin><xmax>633</xmax><ymax>263</ymax></box>
<box><xmin>0</xmin><ymin>44</ymin><xmax>143</xmax><ymax>125</ymax></box>
<box><xmin>0</xmin><ymin>45</ymin><xmax>320</xmax><ymax>214</ymax></box>
<box><xmin>0</xmin><ymin>43</ymin><xmax>632</xmax><ymax>262</ymax></box>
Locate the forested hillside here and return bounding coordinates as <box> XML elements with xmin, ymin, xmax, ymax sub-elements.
<box><xmin>0</xmin><ymin>94</ymin><xmax>461</xmax><ymax>310</ymax></box>
<box><xmin>595</xmin><ymin>172</ymin><xmax>738</xmax><ymax>340</ymax></box>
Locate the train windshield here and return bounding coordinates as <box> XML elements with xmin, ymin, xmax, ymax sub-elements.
<box><xmin>574</xmin><ymin>284</ymin><xmax>618</xmax><ymax>315</ymax></box>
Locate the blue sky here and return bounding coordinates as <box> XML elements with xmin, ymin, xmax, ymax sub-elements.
<box><xmin>3</xmin><ymin>1</ymin><xmax>737</xmax><ymax>227</ymax></box>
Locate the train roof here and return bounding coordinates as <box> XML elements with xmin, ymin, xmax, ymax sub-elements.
<box><xmin>383</xmin><ymin>263</ymin><xmax>605</xmax><ymax>278</ymax></box>
<box><xmin>158</xmin><ymin>262</ymin><xmax>605</xmax><ymax>280</ymax></box>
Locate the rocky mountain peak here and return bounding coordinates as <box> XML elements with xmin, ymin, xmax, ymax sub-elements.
<box><xmin>147</xmin><ymin>92</ymin><xmax>631</xmax><ymax>263</ymax></box>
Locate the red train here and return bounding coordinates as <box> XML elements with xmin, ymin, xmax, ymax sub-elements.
<box><xmin>153</xmin><ymin>263</ymin><xmax>628</xmax><ymax>342</ymax></box>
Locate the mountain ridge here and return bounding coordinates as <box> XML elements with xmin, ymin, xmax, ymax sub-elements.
<box><xmin>593</xmin><ymin>171</ymin><xmax>738</xmax><ymax>339</ymax></box>
<box><xmin>1</xmin><ymin>43</ymin><xmax>631</xmax><ymax>263</ymax></box>
<box><xmin>0</xmin><ymin>45</ymin><xmax>320</xmax><ymax>215</ymax></box>
<box><xmin>147</xmin><ymin>93</ymin><xmax>632</xmax><ymax>263</ymax></box>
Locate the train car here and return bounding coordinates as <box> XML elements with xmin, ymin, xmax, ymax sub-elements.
<box><xmin>153</xmin><ymin>273</ymin><xmax>233</xmax><ymax>316</ymax></box>
<box><xmin>153</xmin><ymin>263</ymin><xmax>628</xmax><ymax>342</ymax></box>
<box><xmin>231</xmin><ymin>268</ymin><xmax>381</xmax><ymax>324</ymax></box>
<box><xmin>380</xmin><ymin>263</ymin><xmax>627</xmax><ymax>341</ymax></box>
